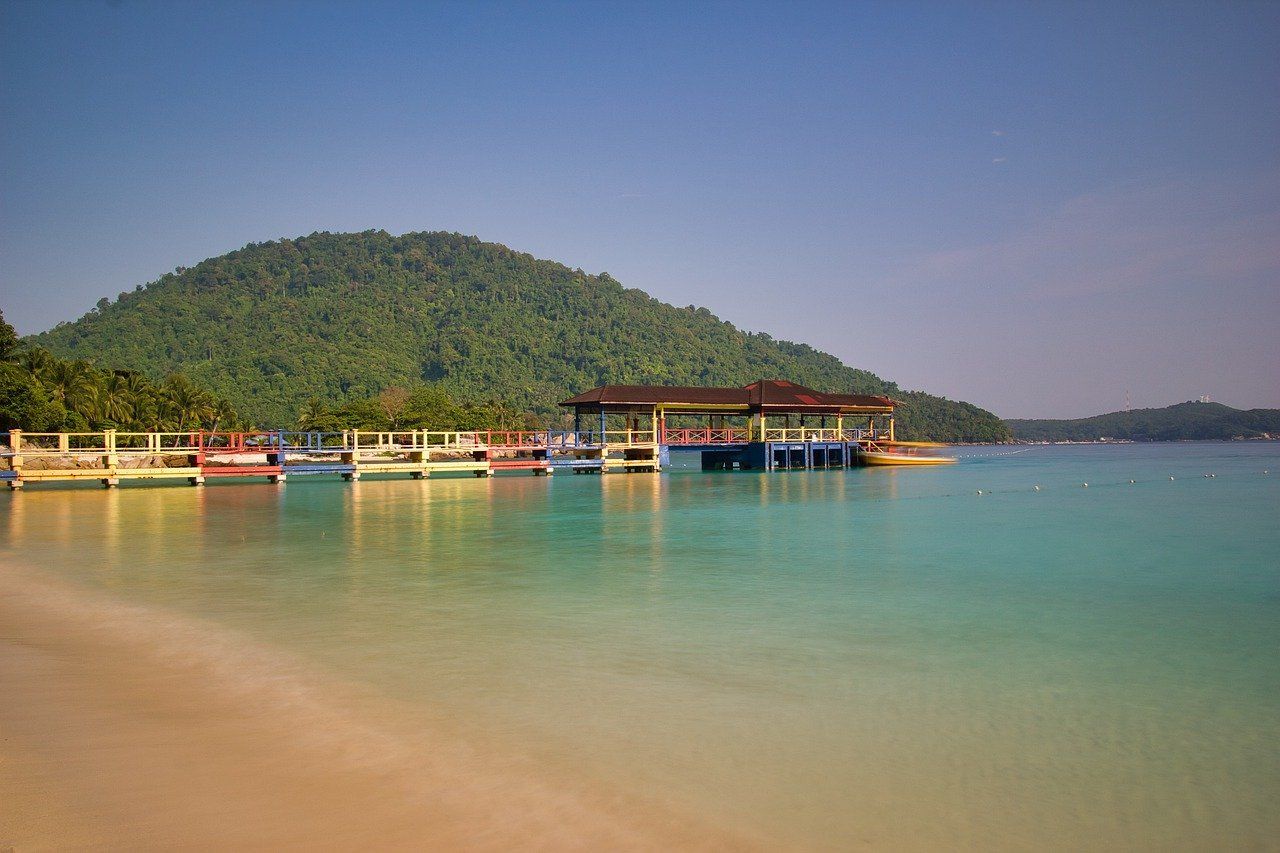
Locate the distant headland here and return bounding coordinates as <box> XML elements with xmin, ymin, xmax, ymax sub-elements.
<box><xmin>1007</xmin><ymin>401</ymin><xmax>1280</xmax><ymax>443</ymax></box>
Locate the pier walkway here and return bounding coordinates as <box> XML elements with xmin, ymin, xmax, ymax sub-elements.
<box><xmin>1</xmin><ymin>428</ymin><xmax>661</xmax><ymax>489</ymax></box>
<box><xmin>2</xmin><ymin>380</ymin><xmax>905</xmax><ymax>489</ymax></box>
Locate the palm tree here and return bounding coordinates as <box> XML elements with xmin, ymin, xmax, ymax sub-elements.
<box><xmin>297</xmin><ymin>397</ymin><xmax>328</xmax><ymax>430</ymax></box>
<box><xmin>19</xmin><ymin>347</ymin><xmax>54</xmax><ymax>378</ymax></box>
<box><xmin>44</xmin><ymin>360</ymin><xmax>97</xmax><ymax>417</ymax></box>
<box><xmin>162</xmin><ymin>375</ymin><xmax>215</xmax><ymax>433</ymax></box>
<box><xmin>96</xmin><ymin>373</ymin><xmax>135</xmax><ymax>425</ymax></box>
<box><xmin>209</xmin><ymin>399</ymin><xmax>237</xmax><ymax>432</ymax></box>
<box><xmin>128</xmin><ymin>392</ymin><xmax>160</xmax><ymax>431</ymax></box>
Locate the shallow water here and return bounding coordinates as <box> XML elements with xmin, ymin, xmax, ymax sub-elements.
<box><xmin>3</xmin><ymin>443</ymin><xmax>1279</xmax><ymax>849</ymax></box>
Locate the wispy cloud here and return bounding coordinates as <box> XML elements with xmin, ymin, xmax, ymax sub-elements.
<box><xmin>992</xmin><ymin>157</ymin><xmax>1007</xmax><ymax>164</ymax></box>
<box><xmin>991</xmin><ymin>129</ymin><xmax>1005</xmax><ymax>137</ymax></box>
<box><xmin>894</xmin><ymin>173</ymin><xmax>1280</xmax><ymax>302</ymax></box>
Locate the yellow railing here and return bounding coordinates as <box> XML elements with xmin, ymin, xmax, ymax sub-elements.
<box><xmin>348</xmin><ymin>430</ymin><xmax>486</xmax><ymax>452</ymax></box>
<box><xmin>755</xmin><ymin>427</ymin><xmax>882</xmax><ymax>443</ymax></box>
<box><xmin>6</xmin><ymin>431</ymin><xmax>111</xmax><ymax>453</ymax></box>
<box><xmin>112</xmin><ymin>432</ymin><xmax>203</xmax><ymax>453</ymax></box>
<box><xmin>6</xmin><ymin>430</ymin><xmax>206</xmax><ymax>454</ymax></box>
<box><xmin>602</xmin><ymin>430</ymin><xmax>657</xmax><ymax>445</ymax></box>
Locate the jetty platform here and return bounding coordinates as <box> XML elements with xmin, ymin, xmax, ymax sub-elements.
<box><xmin>2</xmin><ymin>380</ymin><xmax>903</xmax><ymax>489</ymax></box>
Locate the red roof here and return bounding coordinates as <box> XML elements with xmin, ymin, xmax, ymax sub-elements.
<box><xmin>561</xmin><ymin>380</ymin><xmax>894</xmax><ymax>412</ymax></box>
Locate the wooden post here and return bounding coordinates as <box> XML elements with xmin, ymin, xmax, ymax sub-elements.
<box><xmin>104</xmin><ymin>429</ymin><xmax>118</xmax><ymax>473</ymax></box>
<box><xmin>7</xmin><ymin>429</ymin><xmax>22</xmax><ymax>488</ymax></box>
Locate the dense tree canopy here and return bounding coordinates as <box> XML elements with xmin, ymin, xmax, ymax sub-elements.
<box><xmin>1</xmin><ymin>307</ymin><xmax>240</xmax><ymax>433</ymax></box>
<box><xmin>25</xmin><ymin>231</ymin><xmax>1011</xmax><ymax>441</ymax></box>
<box><xmin>1007</xmin><ymin>402</ymin><xmax>1280</xmax><ymax>442</ymax></box>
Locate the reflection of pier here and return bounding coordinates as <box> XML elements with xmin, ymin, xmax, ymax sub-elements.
<box><xmin>2</xmin><ymin>380</ymin><xmax>901</xmax><ymax>490</ymax></box>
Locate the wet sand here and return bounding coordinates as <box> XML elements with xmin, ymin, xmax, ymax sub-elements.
<box><xmin>0</xmin><ymin>563</ymin><xmax>747</xmax><ymax>851</ymax></box>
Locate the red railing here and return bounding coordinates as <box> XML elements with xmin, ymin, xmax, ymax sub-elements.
<box><xmin>483</xmin><ymin>430</ymin><xmax>551</xmax><ymax>448</ymax></box>
<box><xmin>198</xmin><ymin>431</ymin><xmax>284</xmax><ymax>453</ymax></box>
<box><xmin>661</xmin><ymin>427</ymin><xmax>749</xmax><ymax>445</ymax></box>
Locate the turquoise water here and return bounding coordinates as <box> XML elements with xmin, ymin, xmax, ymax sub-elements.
<box><xmin>4</xmin><ymin>443</ymin><xmax>1279</xmax><ymax>848</ymax></box>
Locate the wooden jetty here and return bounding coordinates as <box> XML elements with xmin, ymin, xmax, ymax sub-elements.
<box><xmin>1</xmin><ymin>381</ymin><xmax>926</xmax><ymax>490</ymax></box>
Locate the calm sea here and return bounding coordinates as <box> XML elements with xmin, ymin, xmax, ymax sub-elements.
<box><xmin>4</xmin><ymin>443</ymin><xmax>1278</xmax><ymax>849</ymax></box>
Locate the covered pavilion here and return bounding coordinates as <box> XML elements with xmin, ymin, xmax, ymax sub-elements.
<box><xmin>560</xmin><ymin>379</ymin><xmax>896</xmax><ymax>445</ymax></box>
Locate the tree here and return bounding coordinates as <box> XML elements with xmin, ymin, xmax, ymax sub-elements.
<box><xmin>161</xmin><ymin>374</ymin><xmax>215</xmax><ymax>431</ymax></box>
<box><xmin>44</xmin><ymin>359</ymin><xmax>97</xmax><ymax>416</ymax></box>
<box><xmin>19</xmin><ymin>347</ymin><xmax>54</xmax><ymax>377</ymax></box>
<box><xmin>0</xmin><ymin>308</ymin><xmax>18</xmax><ymax>361</ymax></box>
<box><xmin>0</xmin><ymin>364</ymin><xmax>67</xmax><ymax>431</ymax></box>
<box><xmin>378</xmin><ymin>386</ymin><xmax>412</xmax><ymax>429</ymax></box>
<box><xmin>298</xmin><ymin>397</ymin><xmax>329</xmax><ymax>430</ymax></box>
<box><xmin>95</xmin><ymin>373</ymin><xmax>135</xmax><ymax>424</ymax></box>
<box><xmin>210</xmin><ymin>399</ymin><xmax>238</xmax><ymax>432</ymax></box>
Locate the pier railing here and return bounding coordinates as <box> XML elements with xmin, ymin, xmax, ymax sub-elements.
<box><xmin>4</xmin><ymin>427</ymin><xmax>886</xmax><ymax>458</ymax></box>
<box><xmin>662</xmin><ymin>427</ymin><xmax>749</xmax><ymax>445</ymax></box>
<box><xmin>5</xmin><ymin>430</ymin><xmax>206</xmax><ymax>455</ymax></box>
<box><xmin>658</xmin><ymin>427</ymin><xmax>882</xmax><ymax>444</ymax></box>
<box><xmin>757</xmin><ymin>427</ymin><xmax>880</xmax><ymax>443</ymax></box>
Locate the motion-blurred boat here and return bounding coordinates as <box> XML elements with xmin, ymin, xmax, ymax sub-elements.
<box><xmin>859</xmin><ymin>441</ymin><xmax>957</xmax><ymax>466</ymax></box>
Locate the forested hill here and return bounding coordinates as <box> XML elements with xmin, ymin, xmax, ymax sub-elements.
<box><xmin>1008</xmin><ymin>402</ymin><xmax>1280</xmax><ymax>442</ymax></box>
<box><xmin>27</xmin><ymin>230</ymin><xmax>1010</xmax><ymax>441</ymax></box>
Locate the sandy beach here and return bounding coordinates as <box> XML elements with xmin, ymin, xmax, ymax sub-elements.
<box><xmin>0</xmin><ymin>563</ymin><xmax>744</xmax><ymax>851</ymax></box>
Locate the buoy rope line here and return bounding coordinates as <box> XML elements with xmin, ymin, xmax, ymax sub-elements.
<box><xmin>956</xmin><ymin>449</ymin><xmax>1032</xmax><ymax>458</ymax></box>
<box><xmin>964</xmin><ymin>468</ymin><xmax>1271</xmax><ymax>498</ymax></box>
<box><xmin>831</xmin><ymin>468</ymin><xmax>1271</xmax><ymax>503</ymax></box>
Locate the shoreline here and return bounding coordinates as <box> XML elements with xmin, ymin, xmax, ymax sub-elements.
<box><xmin>0</xmin><ymin>562</ymin><xmax>746</xmax><ymax>851</ymax></box>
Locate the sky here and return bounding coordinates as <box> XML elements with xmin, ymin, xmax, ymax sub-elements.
<box><xmin>1</xmin><ymin>1</ymin><xmax>1277</xmax><ymax>418</ymax></box>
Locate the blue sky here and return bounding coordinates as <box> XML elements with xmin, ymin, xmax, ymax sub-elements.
<box><xmin>1</xmin><ymin>0</ymin><xmax>1276</xmax><ymax>417</ymax></box>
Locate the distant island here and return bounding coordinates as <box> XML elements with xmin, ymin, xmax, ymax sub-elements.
<box><xmin>20</xmin><ymin>230</ymin><xmax>1011</xmax><ymax>443</ymax></box>
<box><xmin>1007</xmin><ymin>401</ymin><xmax>1280</xmax><ymax>443</ymax></box>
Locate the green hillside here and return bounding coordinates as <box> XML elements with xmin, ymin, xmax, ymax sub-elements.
<box><xmin>26</xmin><ymin>230</ymin><xmax>1010</xmax><ymax>442</ymax></box>
<box><xmin>1008</xmin><ymin>402</ymin><xmax>1280</xmax><ymax>442</ymax></box>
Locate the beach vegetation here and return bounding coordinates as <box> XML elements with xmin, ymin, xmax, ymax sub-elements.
<box><xmin>0</xmin><ymin>308</ymin><xmax>240</xmax><ymax>433</ymax></box>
